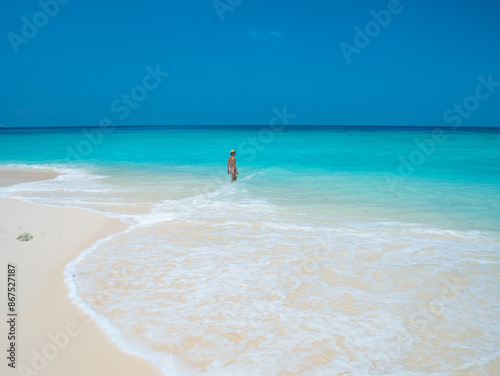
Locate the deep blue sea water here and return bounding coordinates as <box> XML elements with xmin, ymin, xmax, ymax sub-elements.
<box><xmin>1</xmin><ymin>126</ymin><xmax>499</xmax><ymax>375</ymax></box>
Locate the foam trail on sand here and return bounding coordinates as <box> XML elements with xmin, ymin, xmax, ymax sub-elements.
<box><xmin>62</xmin><ymin>182</ymin><xmax>500</xmax><ymax>375</ymax></box>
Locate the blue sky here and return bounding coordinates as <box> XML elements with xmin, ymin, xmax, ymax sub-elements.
<box><xmin>1</xmin><ymin>0</ymin><xmax>499</xmax><ymax>127</ymax></box>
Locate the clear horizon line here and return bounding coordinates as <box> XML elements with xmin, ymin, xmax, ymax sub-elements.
<box><xmin>1</xmin><ymin>124</ymin><xmax>500</xmax><ymax>131</ymax></box>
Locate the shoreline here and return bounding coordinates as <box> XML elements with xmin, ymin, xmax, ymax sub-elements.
<box><xmin>0</xmin><ymin>171</ymin><xmax>162</xmax><ymax>375</ymax></box>
<box><xmin>0</xmin><ymin>168</ymin><xmax>59</xmax><ymax>187</ymax></box>
<box><xmin>1</xmin><ymin>165</ymin><xmax>499</xmax><ymax>374</ymax></box>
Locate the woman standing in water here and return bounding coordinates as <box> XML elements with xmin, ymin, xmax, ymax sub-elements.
<box><xmin>227</xmin><ymin>149</ymin><xmax>238</xmax><ymax>182</ymax></box>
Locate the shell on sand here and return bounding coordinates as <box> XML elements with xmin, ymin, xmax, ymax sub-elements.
<box><xmin>16</xmin><ymin>232</ymin><xmax>33</xmax><ymax>241</ymax></box>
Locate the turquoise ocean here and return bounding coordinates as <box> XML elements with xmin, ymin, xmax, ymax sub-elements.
<box><xmin>1</xmin><ymin>126</ymin><xmax>499</xmax><ymax>375</ymax></box>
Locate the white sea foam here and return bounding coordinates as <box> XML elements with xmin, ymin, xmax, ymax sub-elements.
<box><xmin>66</xmin><ymin>212</ymin><xmax>499</xmax><ymax>375</ymax></box>
<box><xmin>67</xmin><ymin>191</ymin><xmax>500</xmax><ymax>374</ymax></box>
<box><xmin>2</xmin><ymin>163</ymin><xmax>499</xmax><ymax>375</ymax></box>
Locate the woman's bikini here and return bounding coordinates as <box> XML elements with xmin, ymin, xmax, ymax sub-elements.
<box><xmin>229</xmin><ymin>158</ymin><xmax>235</xmax><ymax>173</ymax></box>
<box><xmin>229</xmin><ymin>156</ymin><xmax>236</xmax><ymax>173</ymax></box>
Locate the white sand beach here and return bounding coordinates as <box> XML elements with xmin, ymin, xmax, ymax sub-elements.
<box><xmin>0</xmin><ymin>171</ymin><xmax>161</xmax><ymax>375</ymax></box>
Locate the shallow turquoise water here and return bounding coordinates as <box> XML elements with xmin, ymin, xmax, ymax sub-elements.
<box><xmin>1</xmin><ymin>126</ymin><xmax>499</xmax><ymax>375</ymax></box>
<box><xmin>1</xmin><ymin>126</ymin><xmax>499</xmax><ymax>231</ymax></box>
